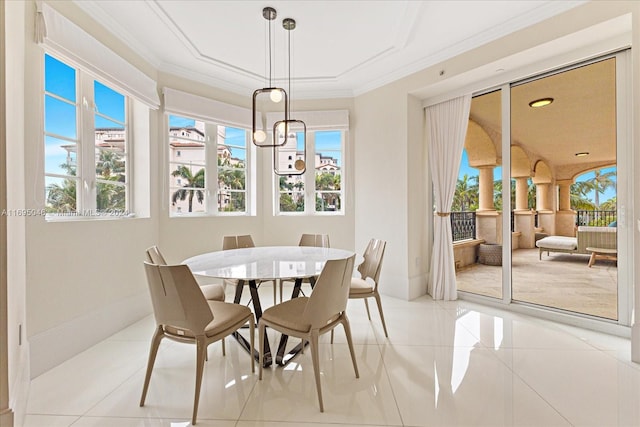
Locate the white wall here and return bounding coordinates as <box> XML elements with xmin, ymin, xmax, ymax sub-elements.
<box><xmin>353</xmin><ymin>87</ymin><xmax>413</xmax><ymax>299</ymax></box>
<box><xmin>18</xmin><ymin>1</ymin><xmax>160</xmax><ymax>377</ymax></box>
<box><xmin>5</xmin><ymin>0</ymin><xmax>29</xmax><ymax>422</ymax></box>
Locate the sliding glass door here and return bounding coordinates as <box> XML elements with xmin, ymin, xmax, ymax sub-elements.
<box><xmin>456</xmin><ymin>50</ymin><xmax>631</xmax><ymax>326</ymax></box>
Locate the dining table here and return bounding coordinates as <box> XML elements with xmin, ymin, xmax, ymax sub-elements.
<box><xmin>183</xmin><ymin>245</ymin><xmax>355</xmax><ymax>367</ymax></box>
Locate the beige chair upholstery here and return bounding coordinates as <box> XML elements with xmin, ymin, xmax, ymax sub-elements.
<box><xmin>222</xmin><ymin>235</ymin><xmax>277</xmax><ymax>304</ymax></box>
<box><xmin>299</xmin><ymin>233</ymin><xmax>330</xmax><ymax>248</ymax></box>
<box><xmin>140</xmin><ymin>262</ymin><xmax>254</xmax><ymax>425</ymax></box>
<box><xmin>348</xmin><ymin>238</ymin><xmax>388</xmax><ymax>337</ymax></box>
<box><xmin>278</xmin><ymin>233</ymin><xmax>330</xmax><ymax>301</ymax></box>
<box><xmin>258</xmin><ymin>255</ymin><xmax>358</xmax><ymax>412</ymax></box>
<box><xmin>146</xmin><ymin>246</ymin><xmax>225</xmax><ymax>302</ymax></box>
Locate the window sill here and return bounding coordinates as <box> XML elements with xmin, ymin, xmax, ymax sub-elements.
<box><xmin>169</xmin><ymin>212</ymin><xmax>253</xmax><ymax>218</ymax></box>
<box><xmin>45</xmin><ymin>213</ymin><xmax>142</xmax><ymax>222</ymax></box>
<box><xmin>277</xmin><ymin>211</ymin><xmax>344</xmax><ymax>216</ymax></box>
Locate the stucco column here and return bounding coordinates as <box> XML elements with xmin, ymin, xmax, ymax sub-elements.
<box><xmin>514</xmin><ymin>177</ymin><xmax>529</xmax><ymax>211</ymax></box>
<box><xmin>477</xmin><ymin>166</ymin><xmax>495</xmax><ymax>211</ymax></box>
<box><xmin>557</xmin><ymin>180</ymin><xmax>572</xmax><ymax>211</ymax></box>
<box><xmin>535</xmin><ymin>183</ymin><xmax>551</xmax><ymax>211</ymax></box>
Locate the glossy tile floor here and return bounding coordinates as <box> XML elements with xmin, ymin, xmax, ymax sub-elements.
<box><xmin>22</xmin><ymin>284</ymin><xmax>640</xmax><ymax>427</ymax></box>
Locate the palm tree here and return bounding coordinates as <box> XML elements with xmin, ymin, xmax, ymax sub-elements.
<box><xmin>315</xmin><ymin>172</ymin><xmax>339</xmax><ymax>191</ymax></box>
<box><xmin>600</xmin><ymin>196</ymin><xmax>616</xmax><ymax>211</ymax></box>
<box><xmin>453</xmin><ymin>174</ymin><xmax>478</xmax><ymax>212</ymax></box>
<box><xmin>570</xmin><ymin>181</ymin><xmax>595</xmax><ymax>210</ymax></box>
<box><xmin>583</xmin><ymin>169</ymin><xmax>616</xmax><ymax>209</ymax></box>
<box><xmin>46</xmin><ymin>162</ymin><xmax>77</xmax><ymax>212</ymax></box>
<box><xmin>171</xmin><ymin>165</ymin><xmax>205</xmax><ymax>212</ymax></box>
<box><xmin>46</xmin><ymin>179</ymin><xmax>76</xmax><ymax>212</ymax></box>
<box><xmin>96</xmin><ymin>149</ymin><xmax>125</xmax><ymax>180</ymax></box>
<box><xmin>527</xmin><ymin>178</ymin><xmax>536</xmax><ymax>209</ymax></box>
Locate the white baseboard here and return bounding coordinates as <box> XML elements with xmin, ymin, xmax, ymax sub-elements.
<box><xmin>9</xmin><ymin>343</ymin><xmax>29</xmax><ymax>427</ymax></box>
<box><xmin>408</xmin><ymin>273</ymin><xmax>428</xmax><ymax>300</ymax></box>
<box><xmin>28</xmin><ymin>292</ymin><xmax>152</xmax><ymax>378</ymax></box>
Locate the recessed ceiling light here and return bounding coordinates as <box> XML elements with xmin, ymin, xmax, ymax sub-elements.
<box><xmin>529</xmin><ymin>98</ymin><xmax>554</xmax><ymax>108</ymax></box>
<box><xmin>575</xmin><ymin>152</ymin><xmax>589</xmax><ymax>157</ymax></box>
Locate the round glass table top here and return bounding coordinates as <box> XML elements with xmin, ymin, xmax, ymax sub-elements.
<box><xmin>183</xmin><ymin>246</ymin><xmax>355</xmax><ymax>281</ymax></box>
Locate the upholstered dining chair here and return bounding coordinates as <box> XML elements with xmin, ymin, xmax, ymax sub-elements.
<box><xmin>299</xmin><ymin>233</ymin><xmax>330</xmax><ymax>248</ymax></box>
<box><xmin>348</xmin><ymin>238</ymin><xmax>388</xmax><ymax>337</ymax></box>
<box><xmin>140</xmin><ymin>262</ymin><xmax>254</xmax><ymax>425</ymax></box>
<box><xmin>278</xmin><ymin>233</ymin><xmax>330</xmax><ymax>301</ymax></box>
<box><xmin>222</xmin><ymin>235</ymin><xmax>278</xmax><ymax>304</ymax></box>
<box><xmin>146</xmin><ymin>245</ymin><xmax>226</xmax><ymax>302</ymax></box>
<box><xmin>258</xmin><ymin>255</ymin><xmax>358</xmax><ymax>412</ymax></box>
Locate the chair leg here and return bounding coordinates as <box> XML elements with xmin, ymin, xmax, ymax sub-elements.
<box><xmin>342</xmin><ymin>315</ymin><xmax>359</xmax><ymax>378</ymax></box>
<box><xmin>330</xmin><ymin>329</ymin><xmax>334</xmax><ymax>344</ymax></box>
<box><xmin>249</xmin><ymin>317</ymin><xmax>255</xmax><ymax>373</ymax></box>
<box><xmin>140</xmin><ymin>326</ymin><xmax>164</xmax><ymax>407</ymax></box>
<box><xmin>279</xmin><ymin>279</ymin><xmax>283</xmax><ymax>303</ymax></box>
<box><xmin>273</xmin><ymin>279</ymin><xmax>277</xmax><ymax>305</ymax></box>
<box><xmin>373</xmin><ymin>292</ymin><xmax>389</xmax><ymax>338</ymax></box>
<box><xmin>221</xmin><ymin>337</ymin><xmax>226</xmax><ymax>356</ymax></box>
<box><xmin>193</xmin><ymin>336</ymin><xmax>207</xmax><ymax>425</ymax></box>
<box><xmin>258</xmin><ymin>320</ymin><xmax>266</xmax><ymax>380</ymax></box>
<box><xmin>364</xmin><ymin>298</ymin><xmax>371</xmax><ymax>320</ymax></box>
<box><xmin>310</xmin><ymin>330</ymin><xmax>324</xmax><ymax>412</ymax></box>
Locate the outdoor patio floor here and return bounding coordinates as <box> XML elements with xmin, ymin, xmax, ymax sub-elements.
<box><xmin>456</xmin><ymin>247</ymin><xmax>618</xmax><ymax>320</ymax></box>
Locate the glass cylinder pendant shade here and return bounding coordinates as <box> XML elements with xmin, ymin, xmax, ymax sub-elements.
<box><xmin>252</xmin><ymin>87</ymin><xmax>288</xmax><ymax>147</ymax></box>
<box><xmin>273</xmin><ymin>119</ymin><xmax>307</xmax><ymax>175</ymax></box>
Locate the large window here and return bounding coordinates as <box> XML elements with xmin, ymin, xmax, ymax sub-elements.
<box><xmin>44</xmin><ymin>53</ymin><xmax>129</xmax><ymax>218</ymax></box>
<box><xmin>277</xmin><ymin>129</ymin><xmax>344</xmax><ymax>214</ymax></box>
<box><xmin>168</xmin><ymin>115</ymin><xmax>249</xmax><ymax>215</ymax></box>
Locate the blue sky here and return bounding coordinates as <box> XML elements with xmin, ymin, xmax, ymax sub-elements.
<box><xmin>459</xmin><ymin>149</ymin><xmax>616</xmax><ymax>203</ymax></box>
<box><xmin>45</xmin><ymin>54</ymin><xmax>125</xmax><ymax>177</ymax></box>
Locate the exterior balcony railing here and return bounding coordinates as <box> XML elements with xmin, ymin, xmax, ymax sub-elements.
<box><xmin>575</xmin><ymin>210</ymin><xmax>616</xmax><ymax>227</ymax></box>
<box><xmin>451</xmin><ymin>211</ymin><xmax>476</xmax><ymax>242</ymax></box>
<box><xmin>451</xmin><ymin>209</ymin><xmax>615</xmax><ymax>245</ymax></box>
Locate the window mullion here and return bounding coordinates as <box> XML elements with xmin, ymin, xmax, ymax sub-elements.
<box><xmin>205</xmin><ymin>122</ymin><xmax>217</xmax><ymax>213</ymax></box>
<box><xmin>124</xmin><ymin>97</ymin><xmax>132</xmax><ymax>212</ymax></box>
<box><xmin>306</xmin><ymin>131</ymin><xmax>316</xmax><ymax>213</ymax></box>
<box><xmin>79</xmin><ymin>71</ymin><xmax>96</xmax><ymax>212</ymax></box>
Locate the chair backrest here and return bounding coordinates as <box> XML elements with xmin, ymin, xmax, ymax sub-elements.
<box><xmin>143</xmin><ymin>262</ymin><xmax>213</xmax><ymax>335</ymax></box>
<box><xmin>299</xmin><ymin>233</ymin><xmax>330</xmax><ymax>248</ymax></box>
<box><xmin>146</xmin><ymin>245</ymin><xmax>168</xmax><ymax>265</ymax></box>
<box><xmin>223</xmin><ymin>235</ymin><xmax>255</xmax><ymax>250</ymax></box>
<box><xmin>303</xmin><ymin>255</ymin><xmax>355</xmax><ymax>329</ymax></box>
<box><xmin>357</xmin><ymin>239</ymin><xmax>386</xmax><ymax>288</ymax></box>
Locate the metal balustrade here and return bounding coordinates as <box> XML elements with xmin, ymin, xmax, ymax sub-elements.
<box><xmin>450</xmin><ymin>210</ymin><xmax>616</xmax><ymax>244</ymax></box>
<box><xmin>576</xmin><ymin>210</ymin><xmax>617</xmax><ymax>227</ymax></box>
<box><xmin>451</xmin><ymin>211</ymin><xmax>476</xmax><ymax>242</ymax></box>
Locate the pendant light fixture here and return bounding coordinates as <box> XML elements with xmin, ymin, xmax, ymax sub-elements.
<box><xmin>252</xmin><ymin>6</ymin><xmax>288</xmax><ymax>147</ymax></box>
<box><xmin>273</xmin><ymin>17</ymin><xmax>307</xmax><ymax>175</ymax></box>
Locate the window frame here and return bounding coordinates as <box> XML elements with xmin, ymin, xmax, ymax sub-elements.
<box><xmin>275</xmin><ymin>128</ymin><xmax>346</xmax><ymax>216</ymax></box>
<box><xmin>43</xmin><ymin>52</ymin><xmax>133</xmax><ymax>221</ymax></box>
<box><xmin>167</xmin><ymin>113</ymin><xmax>253</xmax><ymax>217</ymax></box>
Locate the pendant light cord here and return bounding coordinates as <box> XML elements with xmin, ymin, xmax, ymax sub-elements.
<box><xmin>287</xmin><ymin>26</ymin><xmax>291</xmax><ymax>116</ymax></box>
<box><xmin>268</xmin><ymin>17</ymin><xmax>272</xmax><ymax>87</ymax></box>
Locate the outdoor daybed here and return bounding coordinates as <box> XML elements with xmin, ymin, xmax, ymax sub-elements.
<box><xmin>536</xmin><ymin>226</ymin><xmax>617</xmax><ymax>260</ymax></box>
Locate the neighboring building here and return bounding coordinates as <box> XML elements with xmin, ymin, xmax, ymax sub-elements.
<box><xmin>168</xmin><ymin>125</ymin><xmax>243</xmax><ymax>213</ymax></box>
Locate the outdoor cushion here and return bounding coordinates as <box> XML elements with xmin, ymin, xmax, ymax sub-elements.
<box><xmin>535</xmin><ymin>236</ymin><xmax>577</xmax><ymax>251</ymax></box>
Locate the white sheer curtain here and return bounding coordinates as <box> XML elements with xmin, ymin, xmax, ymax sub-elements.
<box><xmin>426</xmin><ymin>95</ymin><xmax>472</xmax><ymax>300</ymax></box>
